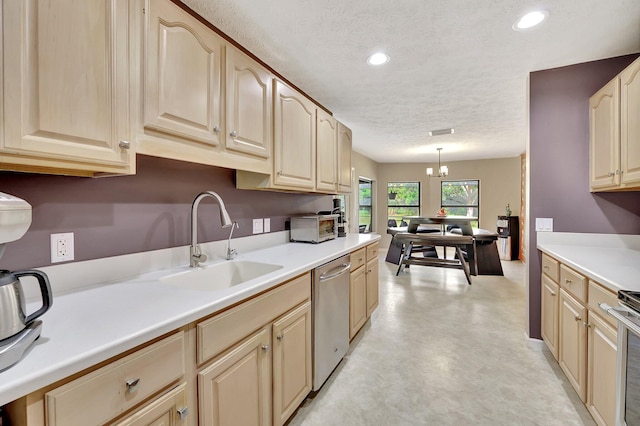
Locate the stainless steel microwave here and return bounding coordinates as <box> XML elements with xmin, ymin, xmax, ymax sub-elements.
<box><xmin>290</xmin><ymin>214</ymin><xmax>338</xmax><ymax>244</ymax></box>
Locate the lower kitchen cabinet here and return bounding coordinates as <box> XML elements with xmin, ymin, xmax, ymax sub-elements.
<box><xmin>558</xmin><ymin>288</ymin><xmax>588</xmax><ymax>402</ymax></box>
<box><xmin>349</xmin><ymin>265</ymin><xmax>367</xmax><ymax>340</ymax></box>
<box><xmin>366</xmin><ymin>258</ymin><xmax>379</xmax><ymax>318</ymax></box>
<box><xmin>541</xmin><ymin>275</ymin><xmax>560</xmax><ymax>360</ymax></box>
<box><xmin>197</xmin><ymin>273</ymin><xmax>312</xmax><ymax>426</ymax></box>
<box><xmin>350</xmin><ymin>242</ymin><xmax>380</xmax><ymax>340</ymax></box>
<box><xmin>198</xmin><ymin>327</ymin><xmax>272</xmax><ymax>426</ymax></box>
<box><xmin>272</xmin><ymin>301</ymin><xmax>312</xmax><ymax>426</ymax></box>
<box><xmin>540</xmin><ymin>251</ymin><xmax>619</xmax><ymax>426</ymax></box>
<box><xmin>587</xmin><ymin>312</ymin><xmax>618</xmax><ymax>426</ymax></box>
<box><xmin>112</xmin><ymin>383</ymin><xmax>188</xmax><ymax>426</ymax></box>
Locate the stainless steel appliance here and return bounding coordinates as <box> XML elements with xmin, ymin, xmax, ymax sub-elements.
<box><xmin>312</xmin><ymin>255</ymin><xmax>350</xmax><ymax>390</ymax></box>
<box><xmin>601</xmin><ymin>291</ymin><xmax>640</xmax><ymax>426</ymax></box>
<box><xmin>290</xmin><ymin>214</ymin><xmax>338</xmax><ymax>244</ymax></box>
<box><xmin>0</xmin><ymin>192</ymin><xmax>52</xmax><ymax>371</ymax></box>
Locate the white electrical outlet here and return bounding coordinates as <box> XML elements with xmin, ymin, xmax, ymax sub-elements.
<box><xmin>263</xmin><ymin>218</ymin><xmax>270</xmax><ymax>233</ymax></box>
<box><xmin>535</xmin><ymin>218</ymin><xmax>554</xmax><ymax>232</ymax></box>
<box><xmin>51</xmin><ymin>232</ymin><xmax>75</xmax><ymax>263</ymax></box>
<box><xmin>253</xmin><ymin>218</ymin><xmax>264</xmax><ymax>234</ymax></box>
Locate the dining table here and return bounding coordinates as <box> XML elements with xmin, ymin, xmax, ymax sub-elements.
<box><xmin>403</xmin><ymin>215</ymin><xmax>477</xmax><ymax>235</ymax></box>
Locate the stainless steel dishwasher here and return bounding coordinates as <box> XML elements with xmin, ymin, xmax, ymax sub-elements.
<box><xmin>312</xmin><ymin>254</ymin><xmax>351</xmax><ymax>390</ymax></box>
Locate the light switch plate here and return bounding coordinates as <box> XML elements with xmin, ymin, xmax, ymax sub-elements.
<box><xmin>535</xmin><ymin>218</ymin><xmax>553</xmax><ymax>232</ymax></box>
<box><xmin>253</xmin><ymin>218</ymin><xmax>264</xmax><ymax>234</ymax></box>
<box><xmin>263</xmin><ymin>218</ymin><xmax>270</xmax><ymax>233</ymax></box>
<box><xmin>51</xmin><ymin>232</ymin><xmax>75</xmax><ymax>263</ymax></box>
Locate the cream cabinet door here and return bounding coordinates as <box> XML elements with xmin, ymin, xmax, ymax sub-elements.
<box><xmin>541</xmin><ymin>275</ymin><xmax>560</xmax><ymax>360</ymax></box>
<box><xmin>198</xmin><ymin>327</ymin><xmax>271</xmax><ymax>426</ymax></box>
<box><xmin>337</xmin><ymin>122</ymin><xmax>352</xmax><ymax>193</ymax></box>
<box><xmin>366</xmin><ymin>258</ymin><xmax>379</xmax><ymax>318</ymax></box>
<box><xmin>144</xmin><ymin>0</ymin><xmax>224</xmax><ymax>149</ymax></box>
<box><xmin>349</xmin><ymin>266</ymin><xmax>367</xmax><ymax>339</ymax></box>
<box><xmin>316</xmin><ymin>109</ymin><xmax>338</xmax><ymax>193</ymax></box>
<box><xmin>225</xmin><ymin>47</ymin><xmax>272</xmax><ymax>159</ymax></box>
<box><xmin>273</xmin><ymin>79</ymin><xmax>316</xmax><ymax>189</ymax></box>
<box><xmin>589</xmin><ymin>78</ymin><xmax>620</xmax><ymax>191</ymax></box>
<box><xmin>2</xmin><ymin>0</ymin><xmax>133</xmax><ymax>174</ymax></box>
<box><xmin>111</xmin><ymin>383</ymin><xmax>188</xmax><ymax>426</ymax></box>
<box><xmin>620</xmin><ymin>57</ymin><xmax>640</xmax><ymax>187</ymax></box>
<box><xmin>558</xmin><ymin>288</ymin><xmax>588</xmax><ymax>402</ymax></box>
<box><xmin>272</xmin><ymin>301</ymin><xmax>312</xmax><ymax>426</ymax></box>
<box><xmin>587</xmin><ymin>312</ymin><xmax>617</xmax><ymax>426</ymax></box>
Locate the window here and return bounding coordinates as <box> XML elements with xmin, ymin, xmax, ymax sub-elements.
<box><xmin>387</xmin><ymin>182</ymin><xmax>420</xmax><ymax>226</ymax></box>
<box><xmin>358</xmin><ymin>179</ymin><xmax>372</xmax><ymax>233</ymax></box>
<box><xmin>441</xmin><ymin>180</ymin><xmax>479</xmax><ymax>227</ymax></box>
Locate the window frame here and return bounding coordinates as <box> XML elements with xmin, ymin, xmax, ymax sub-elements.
<box><xmin>358</xmin><ymin>178</ymin><xmax>373</xmax><ymax>233</ymax></box>
<box><xmin>440</xmin><ymin>179</ymin><xmax>480</xmax><ymax>227</ymax></box>
<box><xmin>387</xmin><ymin>181</ymin><xmax>421</xmax><ymax>226</ymax></box>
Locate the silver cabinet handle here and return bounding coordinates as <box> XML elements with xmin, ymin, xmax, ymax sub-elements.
<box><xmin>608</xmin><ymin>172</ymin><xmax>613</xmax><ymax>177</ymax></box>
<box><xmin>119</xmin><ymin>140</ymin><xmax>131</xmax><ymax>150</ymax></box>
<box><xmin>277</xmin><ymin>334</ymin><xmax>284</xmax><ymax>341</ymax></box>
<box><xmin>177</xmin><ymin>407</ymin><xmax>189</xmax><ymax>420</ymax></box>
<box><xmin>261</xmin><ymin>344</ymin><xmax>269</xmax><ymax>351</ymax></box>
<box><xmin>213</xmin><ymin>126</ymin><xmax>221</xmax><ymax>133</ymax></box>
<box><xmin>125</xmin><ymin>378</ymin><xmax>140</xmax><ymax>392</ymax></box>
<box><xmin>230</xmin><ymin>131</ymin><xmax>237</xmax><ymax>138</ymax></box>
<box><xmin>616</xmin><ymin>169</ymin><xmax>621</xmax><ymax>175</ymax></box>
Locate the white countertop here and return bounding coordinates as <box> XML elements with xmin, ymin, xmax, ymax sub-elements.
<box><xmin>536</xmin><ymin>232</ymin><xmax>640</xmax><ymax>293</ymax></box>
<box><xmin>0</xmin><ymin>233</ymin><xmax>380</xmax><ymax>406</ymax></box>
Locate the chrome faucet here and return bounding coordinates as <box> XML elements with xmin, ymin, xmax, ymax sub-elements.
<box><xmin>226</xmin><ymin>222</ymin><xmax>239</xmax><ymax>260</ymax></box>
<box><xmin>190</xmin><ymin>191</ymin><xmax>233</xmax><ymax>267</ymax></box>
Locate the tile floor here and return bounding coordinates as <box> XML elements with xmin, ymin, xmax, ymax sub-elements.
<box><xmin>288</xmin><ymin>251</ymin><xmax>596</xmax><ymax>426</ymax></box>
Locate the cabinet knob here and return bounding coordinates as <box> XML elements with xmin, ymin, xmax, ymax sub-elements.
<box><xmin>261</xmin><ymin>344</ymin><xmax>270</xmax><ymax>351</ymax></box>
<box><xmin>213</xmin><ymin>125</ymin><xmax>221</xmax><ymax>133</ymax></box>
<box><xmin>177</xmin><ymin>407</ymin><xmax>189</xmax><ymax>420</ymax></box>
<box><xmin>616</xmin><ymin>169</ymin><xmax>621</xmax><ymax>175</ymax></box>
<box><xmin>277</xmin><ymin>334</ymin><xmax>284</xmax><ymax>341</ymax></box>
<box><xmin>583</xmin><ymin>322</ymin><xmax>592</xmax><ymax>328</ymax></box>
<box><xmin>119</xmin><ymin>140</ymin><xmax>131</xmax><ymax>150</ymax></box>
<box><xmin>230</xmin><ymin>130</ymin><xmax>238</xmax><ymax>138</ymax></box>
<box><xmin>574</xmin><ymin>316</ymin><xmax>582</xmax><ymax>322</ymax></box>
<box><xmin>125</xmin><ymin>378</ymin><xmax>140</xmax><ymax>392</ymax></box>
<box><xmin>608</xmin><ymin>172</ymin><xmax>613</xmax><ymax>177</ymax></box>
<box><xmin>565</xmin><ymin>278</ymin><xmax>572</xmax><ymax>284</ymax></box>
<box><xmin>543</xmin><ymin>265</ymin><xmax>549</xmax><ymax>270</ymax></box>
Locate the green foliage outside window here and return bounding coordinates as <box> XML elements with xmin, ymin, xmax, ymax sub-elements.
<box><xmin>387</xmin><ymin>182</ymin><xmax>420</xmax><ymax>225</ymax></box>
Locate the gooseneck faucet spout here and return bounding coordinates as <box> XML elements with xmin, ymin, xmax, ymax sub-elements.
<box><xmin>226</xmin><ymin>222</ymin><xmax>239</xmax><ymax>260</ymax></box>
<box><xmin>190</xmin><ymin>191</ymin><xmax>233</xmax><ymax>267</ymax></box>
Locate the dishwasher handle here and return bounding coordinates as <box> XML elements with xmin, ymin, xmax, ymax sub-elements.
<box><xmin>319</xmin><ymin>263</ymin><xmax>351</xmax><ymax>281</ymax></box>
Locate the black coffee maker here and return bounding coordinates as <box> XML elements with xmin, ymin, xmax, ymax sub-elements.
<box><xmin>332</xmin><ymin>198</ymin><xmax>347</xmax><ymax>237</ymax></box>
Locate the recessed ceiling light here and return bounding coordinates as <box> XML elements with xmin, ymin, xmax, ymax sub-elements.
<box><xmin>367</xmin><ymin>52</ymin><xmax>390</xmax><ymax>66</ymax></box>
<box><xmin>429</xmin><ymin>128</ymin><xmax>455</xmax><ymax>136</ymax></box>
<box><xmin>513</xmin><ymin>10</ymin><xmax>548</xmax><ymax>31</ymax></box>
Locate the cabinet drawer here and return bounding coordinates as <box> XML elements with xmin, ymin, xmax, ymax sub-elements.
<box><xmin>197</xmin><ymin>273</ymin><xmax>311</xmax><ymax>365</ymax></box>
<box><xmin>351</xmin><ymin>248</ymin><xmax>366</xmax><ymax>271</ymax></box>
<box><xmin>588</xmin><ymin>280</ymin><xmax>618</xmax><ymax>328</ymax></box>
<box><xmin>46</xmin><ymin>332</ymin><xmax>185</xmax><ymax>426</ymax></box>
<box><xmin>560</xmin><ymin>265</ymin><xmax>587</xmax><ymax>302</ymax></box>
<box><xmin>541</xmin><ymin>253</ymin><xmax>559</xmax><ymax>282</ymax></box>
<box><xmin>366</xmin><ymin>242</ymin><xmax>379</xmax><ymax>262</ymax></box>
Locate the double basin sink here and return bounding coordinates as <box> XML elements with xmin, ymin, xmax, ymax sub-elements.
<box><xmin>159</xmin><ymin>260</ymin><xmax>283</xmax><ymax>292</ymax></box>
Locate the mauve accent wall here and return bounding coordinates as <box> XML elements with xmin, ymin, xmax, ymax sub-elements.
<box><xmin>0</xmin><ymin>155</ymin><xmax>332</xmax><ymax>271</ymax></box>
<box><xmin>528</xmin><ymin>54</ymin><xmax>640</xmax><ymax>339</ymax></box>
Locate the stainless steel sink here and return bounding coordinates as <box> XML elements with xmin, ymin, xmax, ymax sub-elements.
<box><xmin>159</xmin><ymin>260</ymin><xmax>283</xmax><ymax>292</ymax></box>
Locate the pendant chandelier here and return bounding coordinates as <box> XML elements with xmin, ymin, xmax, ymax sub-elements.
<box><xmin>426</xmin><ymin>148</ymin><xmax>448</xmax><ymax>178</ymax></box>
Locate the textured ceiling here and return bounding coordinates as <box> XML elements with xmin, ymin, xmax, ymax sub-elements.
<box><xmin>181</xmin><ymin>0</ymin><xmax>640</xmax><ymax>163</ymax></box>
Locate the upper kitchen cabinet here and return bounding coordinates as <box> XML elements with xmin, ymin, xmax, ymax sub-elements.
<box><xmin>272</xmin><ymin>79</ymin><xmax>316</xmax><ymax>189</ymax></box>
<box><xmin>337</xmin><ymin>122</ymin><xmax>353</xmax><ymax>193</ymax></box>
<box><xmin>1</xmin><ymin>0</ymin><xmax>134</xmax><ymax>176</ymax></box>
<box><xmin>590</xmin><ymin>57</ymin><xmax>640</xmax><ymax>191</ymax></box>
<box><xmin>316</xmin><ymin>109</ymin><xmax>338</xmax><ymax>193</ymax></box>
<box><xmin>620</xmin><ymin>57</ymin><xmax>640</xmax><ymax>186</ymax></box>
<box><xmin>225</xmin><ymin>46</ymin><xmax>273</xmax><ymax>161</ymax></box>
<box><xmin>140</xmin><ymin>0</ymin><xmax>224</xmax><ymax>155</ymax></box>
<box><xmin>237</xmin><ymin>79</ymin><xmax>317</xmax><ymax>191</ymax></box>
